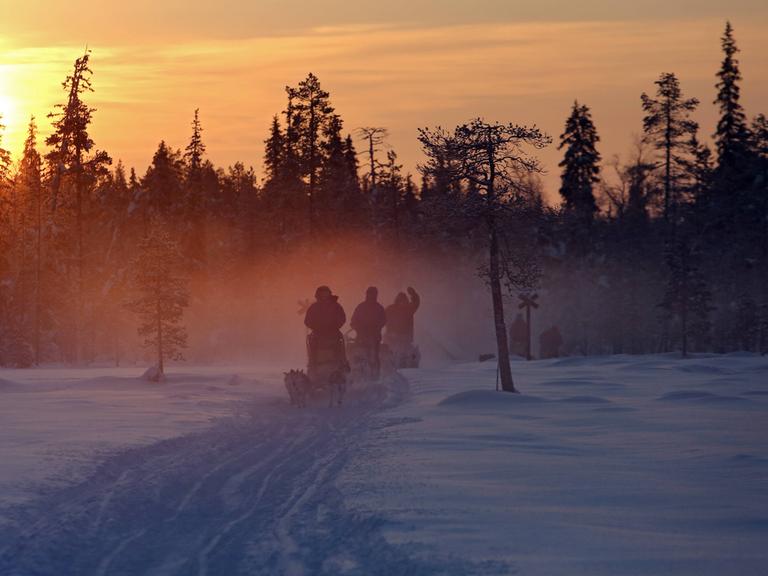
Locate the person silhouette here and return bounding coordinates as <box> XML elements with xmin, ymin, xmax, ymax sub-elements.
<box><xmin>351</xmin><ymin>286</ymin><xmax>387</xmax><ymax>380</ymax></box>
<box><xmin>304</xmin><ymin>285</ymin><xmax>347</xmax><ymax>371</ymax></box>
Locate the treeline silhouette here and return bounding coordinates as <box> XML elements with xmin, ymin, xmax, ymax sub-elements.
<box><xmin>0</xmin><ymin>21</ymin><xmax>765</xmax><ymax>368</ymax></box>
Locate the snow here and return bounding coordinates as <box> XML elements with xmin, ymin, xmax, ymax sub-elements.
<box><xmin>1</xmin><ymin>354</ymin><xmax>767</xmax><ymax>574</ymax></box>
<box><xmin>340</xmin><ymin>354</ymin><xmax>768</xmax><ymax>575</ymax></box>
<box><xmin>0</xmin><ymin>366</ymin><xmax>280</xmax><ymax>507</ymax></box>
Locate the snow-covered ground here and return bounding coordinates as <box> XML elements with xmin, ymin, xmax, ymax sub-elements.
<box><xmin>1</xmin><ymin>354</ymin><xmax>767</xmax><ymax>575</ymax></box>
<box><xmin>342</xmin><ymin>354</ymin><xmax>768</xmax><ymax>575</ymax></box>
<box><xmin>0</xmin><ymin>366</ymin><xmax>280</xmax><ymax>507</ymax></box>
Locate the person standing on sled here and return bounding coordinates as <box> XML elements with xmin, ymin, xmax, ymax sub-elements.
<box><xmin>384</xmin><ymin>286</ymin><xmax>420</xmax><ymax>348</ymax></box>
<box><xmin>304</xmin><ymin>286</ymin><xmax>348</xmax><ymax>376</ymax></box>
<box><xmin>351</xmin><ymin>286</ymin><xmax>387</xmax><ymax>380</ymax></box>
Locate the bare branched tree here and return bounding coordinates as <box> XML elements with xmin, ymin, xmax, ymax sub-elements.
<box><xmin>356</xmin><ymin>126</ymin><xmax>388</xmax><ymax>190</ymax></box>
<box><xmin>419</xmin><ymin>118</ymin><xmax>551</xmax><ymax>393</ymax></box>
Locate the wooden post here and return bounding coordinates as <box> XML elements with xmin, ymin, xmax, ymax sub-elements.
<box><xmin>518</xmin><ymin>293</ymin><xmax>539</xmax><ymax>361</ymax></box>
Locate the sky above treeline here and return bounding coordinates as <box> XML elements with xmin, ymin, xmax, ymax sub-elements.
<box><xmin>1</xmin><ymin>1</ymin><xmax>767</xmax><ymax>201</ymax></box>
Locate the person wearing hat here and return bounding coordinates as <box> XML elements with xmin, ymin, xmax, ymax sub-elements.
<box><xmin>384</xmin><ymin>286</ymin><xmax>420</xmax><ymax>347</ymax></box>
<box><xmin>304</xmin><ymin>285</ymin><xmax>347</xmax><ymax>370</ymax></box>
<box><xmin>350</xmin><ymin>286</ymin><xmax>387</xmax><ymax>380</ymax></box>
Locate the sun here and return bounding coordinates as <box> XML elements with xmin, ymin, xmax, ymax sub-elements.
<box><xmin>0</xmin><ymin>93</ymin><xmax>17</xmax><ymax>131</ymax></box>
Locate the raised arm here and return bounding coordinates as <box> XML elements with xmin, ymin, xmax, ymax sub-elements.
<box><xmin>407</xmin><ymin>287</ymin><xmax>421</xmax><ymax>312</ymax></box>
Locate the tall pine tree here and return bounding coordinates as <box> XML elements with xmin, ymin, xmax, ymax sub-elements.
<box><xmin>713</xmin><ymin>22</ymin><xmax>752</xmax><ymax>176</ymax></box>
<box><xmin>45</xmin><ymin>50</ymin><xmax>111</xmax><ymax>364</ymax></box>
<box><xmin>14</xmin><ymin>118</ymin><xmax>48</xmax><ymax>365</ymax></box>
<box><xmin>286</xmin><ymin>73</ymin><xmax>335</xmax><ymax>234</ymax></box>
<box><xmin>183</xmin><ymin>109</ymin><xmax>209</xmax><ymax>268</ymax></box>
<box><xmin>641</xmin><ymin>72</ymin><xmax>699</xmax><ymax>222</ymax></box>
<box><xmin>558</xmin><ymin>101</ymin><xmax>601</xmax><ymax>222</ymax></box>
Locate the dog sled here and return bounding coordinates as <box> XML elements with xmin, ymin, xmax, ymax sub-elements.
<box><xmin>345</xmin><ymin>330</ymin><xmax>421</xmax><ymax>384</ymax></box>
<box><xmin>284</xmin><ymin>333</ymin><xmax>348</xmax><ymax>408</ymax></box>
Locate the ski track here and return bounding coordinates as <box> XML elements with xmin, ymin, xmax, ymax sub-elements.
<box><xmin>94</xmin><ymin>470</ymin><xmax>130</xmax><ymax>530</ymax></box>
<box><xmin>0</xmin><ymin>376</ymin><xmax>496</xmax><ymax>576</ymax></box>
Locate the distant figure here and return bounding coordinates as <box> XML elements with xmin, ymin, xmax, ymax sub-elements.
<box><xmin>539</xmin><ymin>325</ymin><xmax>563</xmax><ymax>359</ymax></box>
<box><xmin>351</xmin><ymin>287</ymin><xmax>387</xmax><ymax>380</ymax></box>
<box><xmin>305</xmin><ymin>285</ymin><xmax>347</xmax><ymax>371</ymax></box>
<box><xmin>509</xmin><ymin>313</ymin><xmax>528</xmax><ymax>357</ymax></box>
<box><xmin>384</xmin><ymin>287</ymin><xmax>421</xmax><ymax>347</ymax></box>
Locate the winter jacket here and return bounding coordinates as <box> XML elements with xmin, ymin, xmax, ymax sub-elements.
<box><xmin>305</xmin><ymin>296</ymin><xmax>346</xmax><ymax>339</ymax></box>
<box><xmin>351</xmin><ymin>299</ymin><xmax>387</xmax><ymax>343</ymax></box>
<box><xmin>385</xmin><ymin>290</ymin><xmax>420</xmax><ymax>342</ymax></box>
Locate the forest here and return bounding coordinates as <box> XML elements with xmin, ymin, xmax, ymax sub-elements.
<box><xmin>0</xmin><ymin>21</ymin><xmax>765</xmax><ymax>373</ymax></box>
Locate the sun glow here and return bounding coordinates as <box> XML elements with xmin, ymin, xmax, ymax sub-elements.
<box><xmin>0</xmin><ymin>93</ymin><xmax>16</xmax><ymax>131</ymax></box>
<box><xmin>0</xmin><ymin>78</ymin><xmax>23</xmax><ymax>154</ymax></box>
<box><xmin>0</xmin><ymin>60</ymin><xmax>58</xmax><ymax>157</ymax></box>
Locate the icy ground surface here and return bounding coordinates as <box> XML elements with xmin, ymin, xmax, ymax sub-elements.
<box><xmin>0</xmin><ymin>354</ymin><xmax>767</xmax><ymax>575</ymax></box>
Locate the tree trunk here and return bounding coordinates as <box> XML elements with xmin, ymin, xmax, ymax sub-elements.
<box><xmin>489</xmin><ymin>226</ymin><xmax>516</xmax><ymax>392</ymax></box>
<box><xmin>525</xmin><ymin>303</ymin><xmax>532</xmax><ymax>361</ymax></box>
<box><xmin>681</xmin><ymin>250</ymin><xmax>689</xmax><ymax>358</ymax></box>
<box><xmin>75</xmin><ymin>168</ymin><xmax>85</xmax><ymax>366</ymax></box>
<box><xmin>664</xmin><ymin>111</ymin><xmax>672</xmax><ymax>222</ymax></box>
<box><xmin>114</xmin><ymin>328</ymin><xmax>120</xmax><ymax>367</ymax></box>
<box><xmin>34</xmin><ymin>184</ymin><xmax>42</xmax><ymax>365</ymax></box>
<box><xmin>156</xmin><ymin>294</ymin><xmax>164</xmax><ymax>377</ymax></box>
<box><xmin>368</xmin><ymin>135</ymin><xmax>376</xmax><ymax>190</ymax></box>
<box><xmin>308</xmin><ymin>98</ymin><xmax>316</xmax><ymax>235</ymax></box>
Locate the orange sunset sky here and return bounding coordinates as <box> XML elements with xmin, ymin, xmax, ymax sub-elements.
<box><xmin>1</xmin><ymin>0</ymin><xmax>767</xmax><ymax>201</ymax></box>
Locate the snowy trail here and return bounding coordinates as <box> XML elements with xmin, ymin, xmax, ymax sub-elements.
<box><xmin>6</xmin><ymin>355</ymin><xmax>761</xmax><ymax>575</ymax></box>
<box><xmin>0</xmin><ymin>375</ymin><xmax>489</xmax><ymax>576</ymax></box>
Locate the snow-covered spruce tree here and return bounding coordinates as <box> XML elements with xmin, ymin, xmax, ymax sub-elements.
<box><xmin>126</xmin><ymin>220</ymin><xmax>189</xmax><ymax>381</ymax></box>
<box><xmin>419</xmin><ymin>119</ymin><xmax>551</xmax><ymax>392</ymax></box>
<box><xmin>558</xmin><ymin>101</ymin><xmax>601</xmax><ymax>223</ymax></box>
<box><xmin>641</xmin><ymin>72</ymin><xmax>699</xmax><ymax>223</ymax></box>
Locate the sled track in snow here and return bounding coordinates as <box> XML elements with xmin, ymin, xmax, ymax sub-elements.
<box><xmin>0</xmin><ymin>375</ymin><xmax>509</xmax><ymax>576</ymax></box>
